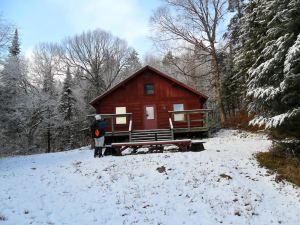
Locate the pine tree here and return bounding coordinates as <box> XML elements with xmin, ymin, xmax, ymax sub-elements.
<box><xmin>59</xmin><ymin>67</ymin><xmax>76</xmax><ymax>120</ymax></box>
<box><xmin>276</xmin><ymin>33</ymin><xmax>300</xmax><ymax>137</ymax></box>
<box><xmin>235</xmin><ymin>0</ymin><xmax>300</xmax><ymax>138</ymax></box>
<box><xmin>1</xmin><ymin>29</ymin><xmax>23</xmax><ymax>99</ymax></box>
<box><xmin>9</xmin><ymin>29</ymin><xmax>20</xmax><ymax>56</ymax></box>
<box><xmin>120</xmin><ymin>49</ymin><xmax>142</xmax><ymax>81</ymax></box>
<box><xmin>222</xmin><ymin>1</ymin><xmax>246</xmax><ymax>116</ymax></box>
<box><xmin>0</xmin><ymin>29</ymin><xmax>29</xmax><ymax>152</ymax></box>
<box><xmin>58</xmin><ymin>67</ymin><xmax>78</xmax><ymax>150</ymax></box>
<box><xmin>127</xmin><ymin>50</ymin><xmax>142</xmax><ymax>72</ymax></box>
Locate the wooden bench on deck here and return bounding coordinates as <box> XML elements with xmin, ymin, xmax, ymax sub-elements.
<box><xmin>110</xmin><ymin>139</ymin><xmax>205</xmax><ymax>156</ymax></box>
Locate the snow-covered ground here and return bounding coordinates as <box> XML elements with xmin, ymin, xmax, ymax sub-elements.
<box><xmin>0</xmin><ymin>130</ymin><xmax>299</xmax><ymax>225</ymax></box>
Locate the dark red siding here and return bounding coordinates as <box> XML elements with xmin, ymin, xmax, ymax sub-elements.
<box><xmin>92</xmin><ymin>67</ymin><xmax>206</xmax><ymax>131</ymax></box>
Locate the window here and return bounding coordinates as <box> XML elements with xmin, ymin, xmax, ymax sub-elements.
<box><xmin>115</xmin><ymin>107</ymin><xmax>126</xmax><ymax>124</ymax></box>
<box><xmin>173</xmin><ymin>104</ymin><xmax>184</xmax><ymax>121</ymax></box>
<box><xmin>144</xmin><ymin>84</ymin><xmax>154</xmax><ymax>95</ymax></box>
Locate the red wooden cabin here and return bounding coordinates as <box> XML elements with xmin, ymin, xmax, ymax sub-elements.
<box><xmin>90</xmin><ymin>66</ymin><xmax>211</xmax><ymax>141</ymax></box>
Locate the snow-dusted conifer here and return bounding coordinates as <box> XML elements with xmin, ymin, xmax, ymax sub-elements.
<box><xmin>58</xmin><ymin>67</ymin><xmax>77</xmax><ymax>121</ymax></box>
<box><xmin>236</xmin><ymin>0</ymin><xmax>300</xmax><ymax>138</ymax></box>
<box><xmin>0</xmin><ymin>29</ymin><xmax>29</xmax><ymax>152</ymax></box>
<box><xmin>222</xmin><ymin>0</ymin><xmax>246</xmax><ymax>114</ymax></box>
<box><xmin>9</xmin><ymin>29</ymin><xmax>20</xmax><ymax>56</ymax></box>
<box><xmin>127</xmin><ymin>50</ymin><xmax>142</xmax><ymax>72</ymax></box>
<box><xmin>57</xmin><ymin>67</ymin><xmax>78</xmax><ymax>150</ymax></box>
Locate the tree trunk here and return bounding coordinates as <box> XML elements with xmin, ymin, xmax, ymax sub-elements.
<box><xmin>46</xmin><ymin>124</ymin><xmax>51</xmax><ymax>153</ymax></box>
<box><xmin>211</xmin><ymin>47</ymin><xmax>226</xmax><ymax>124</ymax></box>
<box><xmin>46</xmin><ymin>108</ymin><xmax>51</xmax><ymax>153</ymax></box>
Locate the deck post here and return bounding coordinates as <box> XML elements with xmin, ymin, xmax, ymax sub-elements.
<box><xmin>129</xmin><ymin>114</ymin><xmax>132</xmax><ymax>142</ymax></box>
<box><xmin>205</xmin><ymin>111</ymin><xmax>209</xmax><ymax>129</ymax></box>
<box><xmin>169</xmin><ymin>116</ymin><xmax>174</xmax><ymax>140</ymax></box>
<box><xmin>111</xmin><ymin>116</ymin><xmax>114</xmax><ymax>136</ymax></box>
<box><xmin>205</xmin><ymin>111</ymin><xmax>211</xmax><ymax>137</ymax></box>
<box><xmin>187</xmin><ymin>112</ymin><xmax>191</xmax><ymax>131</ymax></box>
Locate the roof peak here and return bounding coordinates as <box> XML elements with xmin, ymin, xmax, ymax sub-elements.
<box><xmin>90</xmin><ymin>65</ymin><xmax>208</xmax><ymax>106</ymax></box>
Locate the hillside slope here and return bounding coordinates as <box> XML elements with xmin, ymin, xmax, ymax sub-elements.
<box><xmin>0</xmin><ymin>130</ymin><xmax>299</xmax><ymax>225</ymax></box>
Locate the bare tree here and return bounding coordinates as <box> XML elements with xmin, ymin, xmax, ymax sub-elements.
<box><xmin>63</xmin><ymin>29</ymin><xmax>133</xmax><ymax>96</ymax></box>
<box><xmin>30</xmin><ymin>43</ymin><xmax>65</xmax><ymax>89</ymax></box>
<box><xmin>151</xmin><ymin>0</ymin><xmax>227</xmax><ymax>123</ymax></box>
<box><xmin>30</xmin><ymin>43</ymin><xmax>65</xmax><ymax>153</ymax></box>
<box><xmin>162</xmin><ymin>49</ymin><xmax>212</xmax><ymax>91</ymax></box>
<box><xmin>0</xmin><ymin>15</ymin><xmax>13</xmax><ymax>57</ymax></box>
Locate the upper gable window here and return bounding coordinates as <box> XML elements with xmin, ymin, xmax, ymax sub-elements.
<box><xmin>144</xmin><ymin>84</ymin><xmax>154</xmax><ymax>95</ymax></box>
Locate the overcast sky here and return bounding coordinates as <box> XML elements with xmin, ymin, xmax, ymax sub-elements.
<box><xmin>1</xmin><ymin>0</ymin><xmax>161</xmax><ymax>58</ymax></box>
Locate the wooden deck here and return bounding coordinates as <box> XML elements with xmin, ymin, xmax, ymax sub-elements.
<box><xmin>104</xmin><ymin>127</ymin><xmax>209</xmax><ymax>138</ymax></box>
<box><xmin>88</xmin><ymin>109</ymin><xmax>216</xmax><ymax>141</ymax></box>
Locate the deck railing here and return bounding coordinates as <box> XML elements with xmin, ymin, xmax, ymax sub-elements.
<box><xmin>168</xmin><ymin>109</ymin><xmax>213</xmax><ymax>132</ymax></box>
<box><xmin>87</xmin><ymin>109</ymin><xmax>214</xmax><ymax>137</ymax></box>
<box><xmin>88</xmin><ymin>113</ymin><xmax>133</xmax><ymax>136</ymax></box>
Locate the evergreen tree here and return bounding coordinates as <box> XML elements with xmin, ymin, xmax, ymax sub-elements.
<box><xmin>58</xmin><ymin>67</ymin><xmax>78</xmax><ymax>150</ymax></box>
<box><xmin>222</xmin><ymin>1</ymin><xmax>246</xmax><ymax>116</ymax></box>
<box><xmin>127</xmin><ymin>50</ymin><xmax>142</xmax><ymax>72</ymax></box>
<box><xmin>0</xmin><ymin>29</ymin><xmax>29</xmax><ymax>152</ymax></box>
<box><xmin>59</xmin><ymin>67</ymin><xmax>76</xmax><ymax>120</ymax></box>
<box><xmin>41</xmin><ymin>75</ymin><xmax>58</xmax><ymax>153</ymax></box>
<box><xmin>120</xmin><ymin>49</ymin><xmax>142</xmax><ymax>81</ymax></box>
<box><xmin>235</xmin><ymin>0</ymin><xmax>300</xmax><ymax>138</ymax></box>
<box><xmin>9</xmin><ymin>29</ymin><xmax>20</xmax><ymax>56</ymax></box>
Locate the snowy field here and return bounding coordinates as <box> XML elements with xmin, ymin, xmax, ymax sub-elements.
<box><xmin>0</xmin><ymin>130</ymin><xmax>299</xmax><ymax>225</ymax></box>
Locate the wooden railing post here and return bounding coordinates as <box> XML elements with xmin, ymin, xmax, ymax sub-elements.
<box><xmin>205</xmin><ymin>111</ymin><xmax>208</xmax><ymax>128</ymax></box>
<box><xmin>169</xmin><ymin>117</ymin><xmax>174</xmax><ymax>140</ymax></box>
<box><xmin>206</xmin><ymin>111</ymin><xmax>212</xmax><ymax>137</ymax></box>
<box><xmin>129</xmin><ymin>114</ymin><xmax>132</xmax><ymax>142</ymax></box>
<box><xmin>187</xmin><ymin>112</ymin><xmax>190</xmax><ymax>131</ymax></box>
<box><xmin>111</xmin><ymin>116</ymin><xmax>114</xmax><ymax>135</ymax></box>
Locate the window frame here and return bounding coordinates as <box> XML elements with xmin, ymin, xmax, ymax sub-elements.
<box><xmin>144</xmin><ymin>83</ymin><xmax>155</xmax><ymax>95</ymax></box>
<box><xmin>115</xmin><ymin>106</ymin><xmax>127</xmax><ymax>125</ymax></box>
<box><xmin>173</xmin><ymin>103</ymin><xmax>185</xmax><ymax>122</ymax></box>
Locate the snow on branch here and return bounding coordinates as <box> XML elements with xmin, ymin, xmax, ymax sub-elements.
<box><xmin>250</xmin><ymin>107</ymin><xmax>300</xmax><ymax>129</ymax></box>
<box><xmin>247</xmin><ymin>86</ymin><xmax>281</xmax><ymax>100</ymax></box>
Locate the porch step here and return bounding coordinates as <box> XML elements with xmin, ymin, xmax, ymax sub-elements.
<box><xmin>131</xmin><ymin>129</ymin><xmax>173</xmax><ymax>142</ymax></box>
<box><xmin>132</xmin><ymin>129</ymin><xmax>172</xmax><ymax>134</ymax></box>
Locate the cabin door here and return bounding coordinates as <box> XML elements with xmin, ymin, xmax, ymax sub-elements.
<box><xmin>144</xmin><ymin>105</ymin><xmax>157</xmax><ymax>130</ymax></box>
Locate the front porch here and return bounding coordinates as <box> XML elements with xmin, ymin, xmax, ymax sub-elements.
<box><xmin>89</xmin><ymin>109</ymin><xmax>216</xmax><ymax>142</ymax></box>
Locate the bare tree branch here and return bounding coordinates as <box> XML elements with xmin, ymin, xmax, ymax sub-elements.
<box><xmin>150</xmin><ymin>0</ymin><xmax>227</xmax><ymax>122</ymax></box>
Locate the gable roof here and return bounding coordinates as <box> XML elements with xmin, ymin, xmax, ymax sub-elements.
<box><xmin>90</xmin><ymin>65</ymin><xmax>208</xmax><ymax>106</ymax></box>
